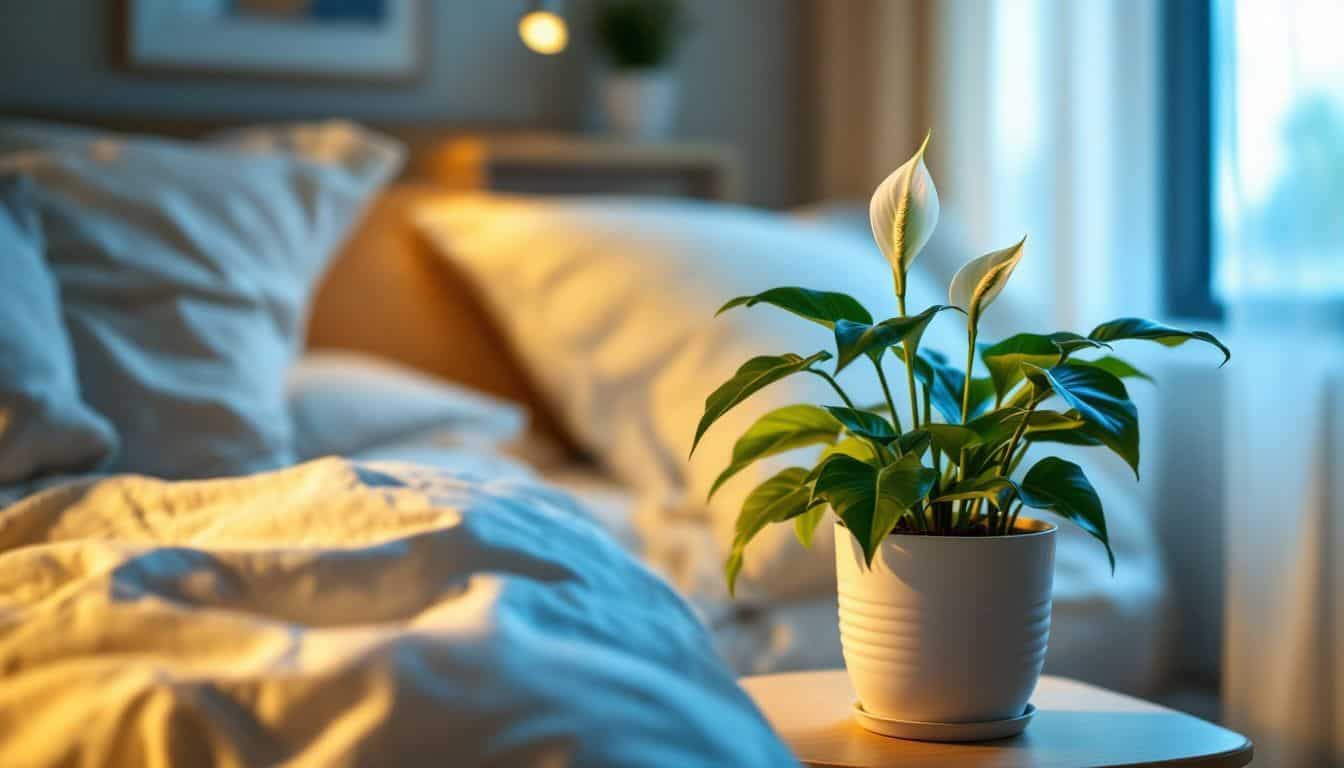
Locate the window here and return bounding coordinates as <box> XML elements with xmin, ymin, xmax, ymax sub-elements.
<box><xmin>1213</xmin><ymin>0</ymin><xmax>1344</xmax><ymax>301</ymax></box>
<box><xmin>1163</xmin><ymin>0</ymin><xmax>1344</xmax><ymax>319</ymax></box>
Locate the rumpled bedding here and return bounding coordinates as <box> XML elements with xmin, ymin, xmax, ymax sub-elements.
<box><xmin>0</xmin><ymin>458</ymin><xmax>794</xmax><ymax>767</ymax></box>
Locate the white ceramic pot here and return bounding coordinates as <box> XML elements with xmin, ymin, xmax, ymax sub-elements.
<box><xmin>599</xmin><ymin>70</ymin><xmax>678</xmax><ymax>139</ymax></box>
<box><xmin>834</xmin><ymin>519</ymin><xmax>1056</xmax><ymax>726</ymax></box>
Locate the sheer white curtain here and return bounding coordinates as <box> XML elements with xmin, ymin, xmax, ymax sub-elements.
<box><xmin>929</xmin><ymin>0</ymin><xmax>1162</xmax><ymax>332</ymax></box>
<box><xmin>1216</xmin><ymin>1</ymin><xmax>1344</xmax><ymax>765</ymax></box>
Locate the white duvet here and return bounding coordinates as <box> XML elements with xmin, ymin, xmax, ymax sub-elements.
<box><xmin>0</xmin><ymin>458</ymin><xmax>794</xmax><ymax>767</ymax></box>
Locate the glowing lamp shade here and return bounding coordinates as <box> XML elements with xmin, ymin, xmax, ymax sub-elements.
<box><xmin>519</xmin><ymin>9</ymin><xmax>568</xmax><ymax>55</ymax></box>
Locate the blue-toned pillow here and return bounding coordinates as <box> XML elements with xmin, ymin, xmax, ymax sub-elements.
<box><xmin>0</xmin><ymin>173</ymin><xmax>117</xmax><ymax>485</ymax></box>
<box><xmin>0</xmin><ymin>121</ymin><xmax>403</xmax><ymax>478</ymax></box>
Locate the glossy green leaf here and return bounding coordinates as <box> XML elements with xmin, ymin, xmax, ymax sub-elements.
<box><xmin>691</xmin><ymin>351</ymin><xmax>832</xmax><ymax>455</ymax></box>
<box><xmin>833</xmin><ymin>305</ymin><xmax>958</xmax><ymax>373</ymax></box>
<box><xmin>709</xmin><ymin>405</ymin><xmax>843</xmax><ymax>499</ymax></box>
<box><xmin>967</xmin><ymin>376</ymin><xmax>996</xmax><ymax>419</ymax></box>
<box><xmin>1021</xmin><ymin>363</ymin><xmax>1140</xmax><ymax>478</ymax></box>
<box><xmin>933</xmin><ymin>474</ymin><xmax>1017</xmax><ymax>508</ymax></box>
<box><xmin>1019</xmin><ymin>457</ymin><xmax>1114</xmax><ymax>571</ymax></box>
<box><xmin>824</xmin><ymin>406</ymin><xmax>897</xmax><ymax>444</ymax></box>
<box><xmin>966</xmin><ymin>408</ymin><xmax>1088</xmax><ymax>449</ymax></box>
<box><xmin>717</xmin><ymin>286</ymin><xmax>873</xmax><ymax>328</ymax></box>
<box><xmin>793</xmin><ymin>502</ymin><xmax>829</xmax><ymax>548</ymax></box>
<box><xmin>724</xmin><ymin>467</ymin><xmax>814</xmax><ymax>595</ymax></box>
<box><xmin>922</xmin><ymin>423</ymin><xmax>981</xmax><ymax>459</ymax></box>
<box><xmin>813</xmin><ymin>453</ymin><xmax>936</xmax><ymax>565</ymax></box>
<box><xmin>1025</xmin><ymin>417</ymin><xmax>1105</xmax><ymax>447</ymax></box>
<box><xmin>981</xmin><ymin>332</ymin><xmax>1110</xmax><ymax>401</ymax></box>
<box><xmin>1069</xmin><ymin>356</ymin><xmax>1154</xmax><ymax>383</ymax></box>
<box><xmin>896</xmin><ymin>429</ymin><xmax>932</xmax><ymax>457</ymax></box>
<box><xmin>911</xmin><ymin>348</ymin><xmax>967</xmax><ymax>423</ymax></box>
<box><xmin>1088</xmin><ymin>317</ymin><xmax>1230</xmax><ymax>366</ymax></box>
<box><xmin>805</xmin><ymin>437</ymin><xmax>880</xmax><ymax>484</ymax></box>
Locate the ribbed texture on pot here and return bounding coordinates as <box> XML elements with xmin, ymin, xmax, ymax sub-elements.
<box><xmin>835</xmin><ymin>522</ymin><xmax>1056</xmax><ymax>724</ymax></box>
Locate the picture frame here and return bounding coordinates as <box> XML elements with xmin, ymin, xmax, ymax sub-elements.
<box><xmin>118</xmin><ymin>0</ymin><xmax>425</xmax><ymax>83</ymax></box>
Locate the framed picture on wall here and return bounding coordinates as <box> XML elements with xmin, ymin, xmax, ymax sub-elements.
<box><xmin>119</xmin><ymin>0</ymin><xmax>425</xmax><ymax>83</ymax></box>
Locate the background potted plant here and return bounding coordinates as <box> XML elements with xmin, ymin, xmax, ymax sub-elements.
<box><xmin>691</xmin><ymin>135</ymin><xmax>1230</xmax><ymax>741</ymax></box>
<box><xmin>593</xmin><ymin>0</ymin><xmax>685</xmax><ymax>139</ymax></box>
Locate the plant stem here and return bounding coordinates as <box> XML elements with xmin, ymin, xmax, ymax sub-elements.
<box><xmin>808</xmin><ymin>369</ymin><xmax>857</xmax><ymax>411</ymax></box>
<box><xmin>922</xmin><ymin>384</ymin><xmax>932</xmax><ymax>428</ymax></box>
<box><xmin>961</xmin><ymin>317</ymin><xmax>978</xmax><ymax>426</ymax></box>
<box><xmin>896</xmin><ymin>293</ymin><xmax>922</xmax><ymax>431</ymax></box>
<box><xmin>1006</xmin><ymin>501</ymin><xmax>1024</xmax><ymax>535</ymax></box>
<box><xmin>871</xmin><ymin>359</ymin><xmax>903</xmax><ymax>434</ymax></box>
<box><xmin>998</xmin><ymin>400</ymin><xmax>1038</xmax><ymax>477</ymax></box>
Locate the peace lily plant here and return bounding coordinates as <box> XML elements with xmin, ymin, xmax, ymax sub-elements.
<box><xmin>689</xmin><ymin>135</ymin><xmax>1230</xmax><ymax>735</ymax></box>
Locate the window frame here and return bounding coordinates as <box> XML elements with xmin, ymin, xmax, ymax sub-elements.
<box><xmin>1160</xmin><ymin>0</ymin><xmax>1223</xmax><ymax>320</ymax></box>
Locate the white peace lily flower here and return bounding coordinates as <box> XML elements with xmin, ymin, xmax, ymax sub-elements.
<box><xmin>948</xmin><ymin>236</ymin><xmax>1027</xmax><ymax>321</ymax></box>
<box><xmin>869</xmin><ymin>133</ymin><xmax>939</xmax><ymax>297</ymax></box>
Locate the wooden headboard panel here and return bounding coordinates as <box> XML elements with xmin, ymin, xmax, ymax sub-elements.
<box><xmin>309</xmin><ymin>181</ymin><xmax>573</xmax><ymax>445</ymax></box>
<box><xmin>2</xmin><ymin>110</ymin><xmax>574</xmax><ymax>447</ymax></box>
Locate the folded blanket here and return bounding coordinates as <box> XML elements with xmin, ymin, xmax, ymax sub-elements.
<box><xmin>0</xmin><ymin>458</ymin><xmax>793</xmax><ymax>767</ymax></box>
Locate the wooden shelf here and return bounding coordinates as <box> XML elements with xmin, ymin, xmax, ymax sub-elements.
<box><xmin>419</xmin><ymin>132</ymin><xmax>741</xmax><ymax>202</ymax></box>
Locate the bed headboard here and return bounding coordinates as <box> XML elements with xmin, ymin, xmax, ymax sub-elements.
<box><xmin>2</xmin><ymin>110</ymin><xmax>577</xmax><ymax>448</ymax></box>
<box><xmin>307</xmin><ymin>180</ymin><xmax>576</xmax><ymax>446</ymax></box>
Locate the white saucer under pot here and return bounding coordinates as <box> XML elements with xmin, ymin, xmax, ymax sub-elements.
<box><xmin>852</xmin><ymin>701</ymin><xmax>1036</xmax><ymax>742</ymax></box>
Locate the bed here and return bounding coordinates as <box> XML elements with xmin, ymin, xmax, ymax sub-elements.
<box><xmin>0</xmin><ymin>115</ymin><xmax>1169</xmax><ymax>765</ymax></box>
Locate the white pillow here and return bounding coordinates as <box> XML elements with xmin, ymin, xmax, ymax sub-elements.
<box><xmin>0</xmin><ymin>173</ymin><xmax>117</xmax><ymax>485</ymax></box>
<box><xmin>287</xmin><ymin>350</ymin><xmax>526</xmax><ymax>460</ymax></box>
<box><xmin>415</xmin><ymin>196</ymin><xmax>966</xmax><ymax>599</ymax></box>
<box><xmin>415</xmin><ymin>195</ymin><xmax>1160</xmax><ymax>611</ymax></box>
<box><xmin>0</xmin><ymin>120</ymin><xmax>403</xmax><ymax>479</ymax></box>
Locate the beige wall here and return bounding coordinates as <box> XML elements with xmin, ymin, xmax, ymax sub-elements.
<box><xmin>0</xmin><ymin>0</ymin><xmax>807</xmax><ymax>207</ymax></box>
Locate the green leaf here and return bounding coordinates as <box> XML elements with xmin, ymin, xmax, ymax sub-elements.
<box><xmin>1069</xmin><ymin>356</ymin><xmax>1154</xmax><ymax>383</ymax></box>
<box><xmin>833</xmin><ymin>305</ymin><xmax>958</xmax><ymax>373</ymax></box>
<box><xmin>1019</xmin><ymin>457</ymin><xmax>1114</xmax><ymax>571</ymax></box>
<box><xmin>805</xmin><ymin>437</ymin><xmax>880</xmax><ymax>484</ymax></box>
<box><xmin>896</xmin><ymin>429</ymin><xmax>932</xmax><ymax>457</ymax></box>
<box><xmin>1025</xmin><ymin>418</ymin><xmax>1105</xmax><ymax>447</ymax></box>
<box><xmin>1088</xmin><ymin>317</ymin><xmax>1230</xmax><ymax>366</ymax></box>
<box><xmin>965</xmin><ymin>408</ymin><xmax>1088</xmax><ymax>449</ymax></box>
<box><xmin>709</xmin><ymin>405</ymin><xmax>843</xmax><ymax>499</ymax></box>
<box><xmin>981</xmin><ymin>332</ymin><xmax>1110</xmax><ymax>401</ymax></box>
<box><xmin>793</xmin><ymin>502</ymin><xmax>828</xmax><ymax>548</ymax></box>
<box><xmin>813</xmin><ymin>453</ymin><xmax>936</xmax><ymax>565</ymax></box>
<box><xmin>824</xmin><ymin>406</ymin><xmax>897</xmax><ymax>444</ymax></box>
<box><xmin>691</xmin><ymin>351</ymin><xmax>833</xmax><ymax>455</ymax></box>
<box><xmin>1021</xmin><ymin>363</ymin><xmax>1141</xmax><ymax>479</ymax></box>
<box><xmin>911</xmin><ymin>348</ymin><xmax>967</xmax><ymax>423</ymax></box>
<box><xmin>923</xmin><ymin>423</ymin><xmax>981</xmax><ymax>459</ymax></box>
<box><xmin>933</xmin><ymin>474</ymin><xmax>1018</xmax><ymax>508</ymax></box>
<box><xmin>724</xmin><ymin>467</ymin><xmax>814</xmax><ymax>596</ymax></box>
<box><xmin>717</xmin><ymin>287</ymin><xmax>873</xmax><ymax>328</ymax></box>
<box><xmin>967</xmin><ymin>376</ymin><xmax>996</xmax><ymax>419</ymax></box>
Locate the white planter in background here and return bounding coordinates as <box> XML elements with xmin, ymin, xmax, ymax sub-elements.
<box><xmin>834</xmin><ymin>520</ymin><xmax>1056</xmax><ymax>729</ymax></box>
<box><xmin>600</xmin><ymin>70</ymin><xmax>677</xmax><ymax>140</ymax></box>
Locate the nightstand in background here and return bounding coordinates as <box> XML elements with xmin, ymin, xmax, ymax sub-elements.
<box><xmin>421</xmin><ymin>133</ymin><xmax>741</xmax><ymax>202</ymax></box>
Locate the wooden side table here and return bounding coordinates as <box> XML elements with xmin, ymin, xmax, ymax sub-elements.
<box><xmin>741</xmin><ymin>670</ymin><xmax>1252</xmax><ymax>768</ymax></box>
<box><xmin>421</xmin><ymin>133</ymin><xmax>741</xmax><ymax>202</ymax></box>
